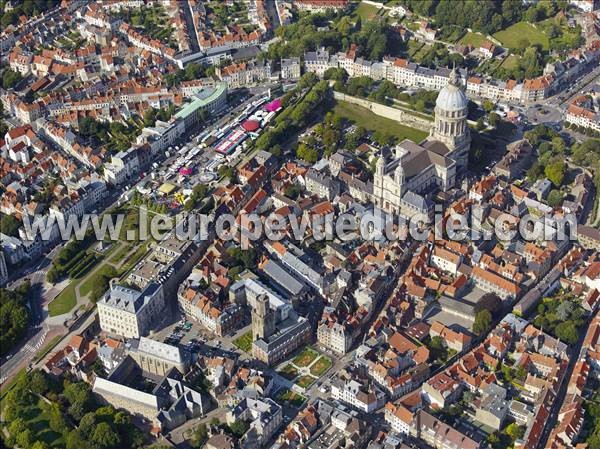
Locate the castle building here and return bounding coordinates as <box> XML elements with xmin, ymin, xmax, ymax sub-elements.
<box><xmin>372</xmin><ymin>68</ymin><xmax>470</xmax><ymax>216</ymax></box>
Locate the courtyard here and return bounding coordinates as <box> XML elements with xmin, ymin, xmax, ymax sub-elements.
<box><xmin>278</xmin><ymin>347</ymin><xmax>333</xmax><ymax>391</ymax></box>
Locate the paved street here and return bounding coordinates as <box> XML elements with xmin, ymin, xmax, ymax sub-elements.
<box><xmin>538</xmin><ymin>318</ymin><xmax>589</xmax><ymax>449</ymax></box>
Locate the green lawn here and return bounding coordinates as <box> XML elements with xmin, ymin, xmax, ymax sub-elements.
<box><xmin>79</xmin><ymin>262</ymin><xmax>120</xmax><ymax>299</ymax></box>
<box><xmin>277</xmin><ymin>389</ymin><xmax>306</xmax><ymax>407</ymax></box>
<box><xmin>499</xmin><ymin>54</ymin><xmax>521</xmax><ymax>70</ymax></box>
<box><xmin>407</xmin><ymin>40</ymin><xmax>425</xmax><ymax>58</ymax></box>
<box><xmin>410</xmin><ymin>43</ymin><xmax>432</xmax><ymax>63</ymax></box>
<box><xmin>293</xmin><ymin>347</ymin><xmax>319</xmax><ymax>367</ymax></box>
<box><xmin>493</xmin><ymin>21</ymin><xmax>549</xmax><ymax>50</ymax></box>
<box><xmin>296</xmin><ymin>375</ymin><xmax>316</xmax><ymax>389</ymax></box>
<box><xmin>233</xmin><ymin>331</ymin><xmax>253</xmax><ymax>353</ymax></box>
<box><xmin>48</xmin><ymin>283</ymin><xmax>77</xmax><ymax>317</ymax></box>
<box><xmin>310</xmin><ymin>356</ymin><xmax>333</xmax><ymax>376</ymax></box>
<box><xmin>118</xmin><ymin>241</ymin><xmax>151</xmax><ymax>276</ymax></box>
<box><xmin>353</xmin><ymin>1</ymin><xmax>380</xmax><ymax>21</ymax></box>
<box><xmin>279</xmin><ymin>364</ymin><xmax>299</xmax><ymax>381</ymax></box>
<box><xmin>109</xmin><ymin>242</ymin><xmax>132</xmax><ymax>263</ymax></box>
<box><xmin>333</xmin><ymin>100</ymin><xmax>428</xmax><ymax>143</ymax></box>
<box><xmin>458</xmin><ymin>32</ymin><xmax>489</xmax><ymax>47</ymax></box>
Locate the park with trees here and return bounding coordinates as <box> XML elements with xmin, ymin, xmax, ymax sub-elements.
<box><xmin>0</xmin><ymin>281</ymin><xmax>31</xmax><ymax>356</ymax></box>
<box><xmin>1</xmin><ymin>370</ymin><xmax>146</xmax><ymax>449</ymax></box>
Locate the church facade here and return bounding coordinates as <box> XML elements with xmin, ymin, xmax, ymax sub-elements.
<box><xmin>372</xmin><ymin>68</ymin><xmax>471</xmax><ymax>216</ymax></box>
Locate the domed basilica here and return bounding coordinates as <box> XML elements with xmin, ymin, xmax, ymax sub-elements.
<box><xmin>372</xmin><ymin>67</ymin><xmax>471</xmax><ymax>215</ymax></box>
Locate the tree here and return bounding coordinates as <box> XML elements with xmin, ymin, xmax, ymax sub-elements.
<box><xmin>428</xmin><ymin>336</ymin><xmax>448</xmax><ymax>361</ymax></box>
<box><xmin>476</xmin><ymin>117</ymin><xmax>486</xmax><ymax>131</ymax></box>
<box><xmin>544</xmin><ymin>161</ymin><xmax>565</xmax><ymax>187</ymax></box>
<box><xmin>191</xmin><ymin>423</ymin><xmax>208</xmax><ymax>448</ymax></box>
<box><xmin>49</xmin><ymin>405</ymin><xmax>68</xmax><ymax>434</ymax></box>
<box><xmin>8</xmin><ymin>418</ymin><xmax>27</xmax><ymax>437</ymax></box>
<box><xmin>46</xmin><ymin>267</ymin><xmax>60</xmax><ymax>284</ymax></box>
<box><xmin>16</xmin><ymin>429</ymin><xmax>33</xmax><ymax>449</ymax></box>
<box><xmin>527</xmin><ymin>162</ymin><xmax>545</xmax><ymax>181</ymax></box>
<box><xmin>487</xmin><ymin>432</ymin><xmax>500</xmax><ymax>446</ymax></box>
<box><xmin>462</xmin><ymin>390</ymin><xmax>476</xmax><ymax>405</ymax></box>
<box><xmin>64</xmin><ymin>379</ymin><xmax>92</xmax><ymax>404</ymax></box>
<box><xmin>296</xmin><ymin>143</ymin><xmax>318</xmax><ymax>163</ymax></box>
<box><xmin>322</xmin><ymin>126</ymin><xmax>340</xmax><ymax>152</ymax></box>
<box><xmin>1</xmin><ymin>69</ymin><xmax>22</xmax><ymax>89</ymax></box>
<box><xmin>29</xmin><ymin>370</ymin><xmax>48</xmax><ymax>395</ymax></box>
<box><xmin>0</xmin><ymin>287</ymin><xmax>30</xmax><ymax>356</ymax></box>
<box><xmin>0</xmin><ymin>212</ymin><xmax>21</xmax><ymax>237</ymax></box>
<box><xmin>552</xmin><ymin>136</ymin><xmax>566</xmax><ymax>153</ymax></box>
<box><xmin>482</xmin><ymin>100</ymin><xmax>495</xmax><ymax>113</ymax></box>
<box><xmin>31</xmin><ymin>442</ymin><xmax>50</xmax><ymax>449</ymax></box>
<box><xmin>473</xmin><ymin>309</ymin><xmax>492</xmax><ymax>335</ymax></box>
<box><xmin>345</xmin><ymin>126</ymin><xmax>366</xmax><ymax>150</ymax></box>
<box><xmin>68</xmin><ymin>398</ymin><xmax>91</xmax><ymax>421</ymax></box>
<box><xmin>555</xmin><ymin>321</ymin><xmax>578</xmax><ymax>344</ymax></box>
<box><xmin>546</xmin><ymin>189</ymin><xmax>563</xmax><ymax>208</ymax></box>
<box><xmin>505</xmin><ymin>423</ymin><xmax>525</xmax><ymax>442</ymax></box>
<box><xmin>218</xmin><ymin>165</ymin><xmax>235</xmax><ymax>181</ymax></box>
<box><xmin>229</xmin><ymin>420</ymin><xmax>250</xmax><ymax>437</ymax></box>
<box><xmin>488</xmin><ymin>112</ymin><xmax>500</xmax><ymax>128</ymax></box>
<box><xmin>285</xmin><ymin>184</ymin><xmax>301</xmax><ymax>200</ymax></box>
<box><xmin>92</xmin><ymin>422</ymin><xmax>120</xmax><ymax>449</ymax></box>
<box><xmin>336</xmin><ymin>16</ymin><xmax>353</xmax><ymax>35</ymax></box>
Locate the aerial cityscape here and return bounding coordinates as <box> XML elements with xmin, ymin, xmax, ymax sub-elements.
<box><xmin>1</xmin><ymin>0</ymin><xmax>600</xmax><ymax>448</ymax></box>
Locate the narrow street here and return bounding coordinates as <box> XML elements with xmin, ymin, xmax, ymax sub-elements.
<box><xmin>182</xmin><ymin>0</ymin><xmax>200</xmax><ymax>54</ymax></box>
<box><xmin>538</xmin><ymin>318</ymin><xmax>589</xmax><ymax>449</ymax></box>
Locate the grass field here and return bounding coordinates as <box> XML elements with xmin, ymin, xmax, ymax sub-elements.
<box><xmin>458</xmin><ymin>32</ymin><xmax>489</xmax><ymax>47</ymax></box>
<box><xmin>296</xmin><ymin>375</ymin><xmax>316</xmax><ymax>389</ymax></box>
<box><xmin>408</xmin><ymin>42</ymin><xmax>432</xmax><ymax>63</ymax></box>
<box><xmin>277</xmin><ymin>389</ymin><xmax>306</xmax><ymax>407</ymax></box>
<box><xmin>279</xmin><ymin>364</ymin><xmax>299</xmax><ymax>380</ymax></box>
<box><xmin>499</xmin><ymin>54</ymin><xmax>521</xmax><ymax>70</ymax></box>
<box><xmin>407</xmin><ymin>40</ymin><xmax>424</xmax><ymax>58</ymax></box>
<box><xmin>79</xmin><ymin>262</ymin><xmax>119</xmax><ymax>299</ymax></box>
<box><xmin>353</xmin><ymin>1</ymin><xmax>380</xmax><ymax>21</ymax></box>
<box><xmin>48</xmin><ymin>283</ymin><xmax>77</xmax><ymax>317</ymax></box>
<box><xmin>333</xmin><ymin>100</ymin><xmax>427</xmax><ymax>143</ymax></box>
<box><xmin>48</xmin><ymin>242</ymin><xmax>126</xmax><ymax>316</ymax></box>
<box><xmin>109</xmin><ymin>242</ymin><xmax>132</xmax><ymax>263</ymax></box>
<box><xmin>310</xmin><ymin>356</ymin><xmax>333</xmax><ymax>376</ymax></box>
<box><xmin>293</xmin><ymin>347</ymin><xmax>319</xmax><ymax>367</ymax></box>
<box><xmin>233</xmin><ymin>331</ymin><xmax>253</xmax><ymax>353</ymax></box>
<box><xmin>493</xmin><ymin>21</ymin><xmax>549</xmax><ymax>50</ymax></box>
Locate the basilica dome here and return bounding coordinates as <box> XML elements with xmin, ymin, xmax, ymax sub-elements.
<box><xmin>435</xmin><ymin>68</ymin><xmax>468</xmax><ymax>112</ymax></box>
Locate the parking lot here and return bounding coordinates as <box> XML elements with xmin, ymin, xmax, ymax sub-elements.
<box><xmin>148</xmin><ymin>308</ymin><xmax>253</xmax><ymax>357</ymax></box>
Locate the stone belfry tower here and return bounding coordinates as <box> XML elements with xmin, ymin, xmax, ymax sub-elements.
<box><xmin>252</xmin><ymin>294</ymin><xmax>275</xmax><ymax>340</ymax></box>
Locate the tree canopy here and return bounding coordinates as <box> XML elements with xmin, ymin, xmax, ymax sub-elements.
<box><xmin>0</xmin><ymin>282</ymin><xmax>30</xmax><ymax>356</ymax></box>
<box><xmin>473</xmin><ymin>309</ymin><xmax>492</xmax><ymax>335</ymax></box>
